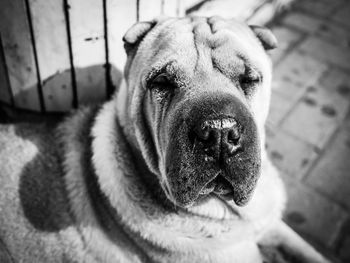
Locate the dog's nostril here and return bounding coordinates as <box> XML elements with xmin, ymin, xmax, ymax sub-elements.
<box><xmin>227</xmin><ymin>129</ymin><xmax>240</xmax><ymax>145</ymax></box>
<box><xmin>195</xmin><ymin>123</ymin><xmax>220</xmax><ymax>144</ymax></box>
<box><xmin>198</xmin><ymin>128</ymin><xmax>210</xmax><ymax>141</ymax></box>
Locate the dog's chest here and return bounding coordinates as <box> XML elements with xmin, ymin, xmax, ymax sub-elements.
<box><xmin>145</xmin><ymin>241</ymin><xmax>263</xmax><ymax>263</ymax></box>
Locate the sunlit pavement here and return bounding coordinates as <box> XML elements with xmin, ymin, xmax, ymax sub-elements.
<box><xmin>264</xmin><ymin>0</ymin><xmax>350</xmax><ymax>261</ymax></box>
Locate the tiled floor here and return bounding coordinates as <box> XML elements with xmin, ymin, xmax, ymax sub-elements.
<box><xmin>265</xmin><ymin>0</ymin><xmax>350</xmax><ymax>261</ymax></box>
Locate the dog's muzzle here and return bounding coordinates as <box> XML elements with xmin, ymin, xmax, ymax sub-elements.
<box><xmin>165</xmin><ymin>94</ymin><xmax>261</xmax><ymax>207</ymax></box>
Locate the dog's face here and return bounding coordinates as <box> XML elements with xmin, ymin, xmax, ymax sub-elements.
<box><xmin>121</xmin><ymin>17</ymin><xmax>277</xmax><ymax>209</ymax></box>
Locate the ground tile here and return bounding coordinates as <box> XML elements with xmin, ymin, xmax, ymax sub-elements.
<box><xmin>298</xmin><ymin>36</ymin><xmax>350</xmax><ymax>71</ymax></box>
<box><xmin>265</xmin><ymin>127</ymin><xmax>318</xmax><ymax>179</ymax></box>
<box><xmin>266</xmin><ymin>91</ymin><xmax>294</xmax><ymax>126</ymax></box>
<box><xmin>316</xmin><ymin>22</ymin><xmax>350</xmax><ymax>48</ymax></box>
<box><xmin>280</xmin><ymin>83</ymin><xmax>347</xmax><ymax>149</ymax></box>
<box><xmin>332</xmin><ymin>2</ymin><xmax>350</xmax><ymax>28</ymax></box>
<box><xmin>269</xmin><ymin>26</ymin><xmax>303</xmax><ymax>64</ymax></box>
<box><xmin>338</xmin><ymin>220</ymin><xmax>350</xmax><ymax>262</ymax></box>
<box><xmin>280</xmin><ymin>102</ymin><xmax>335</xmax><ymax>149</ymax></box>
<box><xmin>317</xmin><ymin>68</ymin><xmax>350</xmax><ymax>120</ymax></box>
<box><xmin>306</xmin><ymin>123</ymin><xmax>350</xmax><ymax>210</ymax></box>
<box><xmin>282</xmin><ymin>12</ymin><xmax>323</xmax><ymax>33</ymax></box>
<box><xmin>282</xmin><ymin>176</ymin><xmax>348</xmax><ymax>248</ymax></box>
<box><xmin>272</xmin><ymin>51</ymin><xmax>327</xmax><ymax>100</ymax></box>
<box><xmin>294</xmin><ymin>0</ymin><xmax>344</xmax><ymax>18</ymax></box>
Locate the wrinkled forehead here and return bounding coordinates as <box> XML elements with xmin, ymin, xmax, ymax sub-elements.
<box><xmin>136</xmin><ymin>17</ymin><xmax>269</xmax><ymax>77</ymax></box>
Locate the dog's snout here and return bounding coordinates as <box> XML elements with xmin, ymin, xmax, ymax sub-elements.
<box><xmin>194</xmin><ymin>118</ymin><xmax>241</xmax><ymax>158</ymax></box>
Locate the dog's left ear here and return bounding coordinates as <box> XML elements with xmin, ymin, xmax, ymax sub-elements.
<box><xmin>249</xmin><ymin>25</ymin><xmax>278</xmax><ymax>50</ymax></box>
<box><xmin>123</xmin><ymin>21</ymin><xmax>156</xmax><ymax>54</ymax></box>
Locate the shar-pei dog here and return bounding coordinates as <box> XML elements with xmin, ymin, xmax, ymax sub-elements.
<box><xmin>0</xmin><ymin>17</ymin><xmax>331</xmax><ymax>263</ymax></box>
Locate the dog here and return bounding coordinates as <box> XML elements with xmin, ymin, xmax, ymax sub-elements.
<box><xmin>0</xmin><ymin>16</ymin><xmax>331</xmax><ymax>263</ymax></box>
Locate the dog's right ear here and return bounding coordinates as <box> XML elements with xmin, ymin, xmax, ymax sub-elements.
<box><xmin>123</xmin><ymin>21</ymin><xmax>156</xmax><ymax>55</ymax></box>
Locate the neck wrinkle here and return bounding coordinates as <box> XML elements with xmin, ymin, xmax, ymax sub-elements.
<box><xmin>84</xmin><ymin>119</ymin><xmax>160</xmax><ymax>261</ymax></box>
<box><xmin>91</xmin><ymin>102</ymin><xmax>175</xmax><ymax>253</ymax></box>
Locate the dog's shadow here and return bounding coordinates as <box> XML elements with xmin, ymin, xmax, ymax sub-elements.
<box><xmin>16</xmin><ymin>119</ymin><xmax>73</xmax><ymax>232</ymax></box>
<box><xmin>13</xmin><ymin>65</ymin><xmax>122</xmax><ymax>233</ymax></box>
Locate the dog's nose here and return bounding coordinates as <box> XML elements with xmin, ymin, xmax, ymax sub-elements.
<box><xmin>194</xmin><ymin>118</ymin><xmax>241</xmax><ymax>158</ymax></box>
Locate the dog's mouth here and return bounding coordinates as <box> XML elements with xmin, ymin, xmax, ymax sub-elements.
<box><xmin>199</xmin><ymin>174</ymin><xmax>234</xmax><ymax>199</ymax></box>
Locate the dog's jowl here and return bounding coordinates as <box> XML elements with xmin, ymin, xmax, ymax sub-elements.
<box><xmin>0</xmin><ymin>17</ymin><xmax>331</xmax><ymax>263</ymax></box>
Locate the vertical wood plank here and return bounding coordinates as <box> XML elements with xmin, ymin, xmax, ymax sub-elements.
<box><xmin>163</xmin><ymin>0</ymin><xmax>178</xmax><ymax>17</ymax></box>
<box><xmin>0</xmin><ymin>34</ymin><xmax>13</xmax><ymax>105</ymax></box>
<box><xmin>29</xmin><ymin>0</ymin><xmax>73</xmax><ymax>112</ymax></box>
<box><xmin>0</xmin><ymin>0</ymin><xmax>40</xmax><ymax>111</ymax></box>
<box><xmin>68</xmin><ymin>0</ymin><xmax>106</xmax><ymax>106</ymax></box>
<box><xmin>25</xmin><ymin>0</ymin><xmax>45</xmax><ymax>112</ymax></box>
<box><xmin>107</xmin><ymin>0</ymin><xmax>138</xmax><ymax>73</ymax></box>
<box><xmin>139</xmin><ymin>0</ymin><xmax>162</xmax><ymax>21</ymax></box>
<box><xmin>176</xmin><ymin>0</ymin><xmax>186</xmax><ymax>17</ymax></box>
<box><xmin>103</xmin><ymin>0</ymin><xmax>112</xmax><ymax>98</ymax></box>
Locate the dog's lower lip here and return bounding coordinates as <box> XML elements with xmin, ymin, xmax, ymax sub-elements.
<box><xmin>199</xmin><ymin>174</ymin><xmax>234</xmax><ymax>196</ymax></box>
<box><xmin>213</xmin><ymin>189</ymin><xmax>234</xmax><ymax>201</ymax></box>
<box><xmin>199</xmin><ymin>186</ymin><xmax>215</xmax><ymax>195</ymax></box>
<box><xmin>219</xmin><ymin>192</ymin><xmax>234</xmax><ymax>201</ymax></box>
<box><xmin>199</xmin><ymin>185</ymin><xmax>234</xmax><ymax>201</ymax></box>
<box><xmin>213</xmin><ymin>186</ymin><xmax>232</xmax><ymax>195</ymax></box>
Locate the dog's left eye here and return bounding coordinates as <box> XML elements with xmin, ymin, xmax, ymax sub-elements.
<box><xmin>240</xmin><ymin>75</ymin><xmax>260</xmax><ymax>85</ymax></box>
<box><xmin>239</xmin><ymin>70</ymin><xmax>261</xmax><ymax>95</ymax></box>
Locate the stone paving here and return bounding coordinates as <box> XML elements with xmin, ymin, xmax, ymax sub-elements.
<box><xmin>265</xmin><ymin>0</ymin><xmax>350</xmax><ymax>261</ymax></box>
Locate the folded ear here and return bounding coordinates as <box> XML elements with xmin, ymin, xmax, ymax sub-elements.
<box><xmin>249</xmin><ymin>25</ymin><xmax>278</xmax><ymax>50</ymax></box>
<box><xmin>123</xmin><ymin>21</ymin><xmax>156</xmax><ymax>54</ymax></box>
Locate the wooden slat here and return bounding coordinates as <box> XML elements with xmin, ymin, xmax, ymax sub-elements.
<box><xmin>163</xmin><ymin>0</ymin><xmax>178</xmax><ymax>17</ymax></box>
<box><xmin>107</xmin><ymin>0</ymin><xmax>182</xmax><ymax>87</ymax></box>
<box><xmin>0</xmin><ymin>34</ymin><xmax>13</xmax><ymax>105</ymax></box>
<box><xmin>29</xmin><ymin>0</ymin><xmax>73</xmax><ymax>112</ymax></box>
<box><xmin>68</xmin><ymin>0</ymin><xmax>106</xmax><ymax>106</ymax></box>
<box><xmin>187</xmin><ymin>0</ymin><xmax>263</xmax><ymax>20</ymax></box>
<box><xmin>176</xmin><ymin>0</ymin><xmax>185</xmax><ymax>17</ymax></box>
<box><xmin>0</xmin><ymin>0</ymin><xmax>40</xmax><ymax>111</ymax></box>
<box><xmin>107</xmin><ymin>0</ymin><xmax>138</xmax><ymax>73</ymax></box>
<box><xmin>139</xmin><ymin>0</ymin><xmax>162</xmax><ymax>21</ymax></box>
<box><xmin>184</xmin><ymin>0</ymin><xmax>205</xmax><ymax>10</ymax></box>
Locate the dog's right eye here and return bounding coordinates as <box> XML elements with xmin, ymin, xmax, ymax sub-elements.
<box><xmin>149</xmin><ymin>73</ymin><xmax>177</xmax><ymax>102</ymax></box>
<box><xmin>239</xmin><ymin>69</ymin><xmax>261</xmax><ymax>96</ymax></box>
<box><xmin>150</xmin><ymin>73</ymin><xmax>176</xmax><ymax>92</ymax></box>
<box><xmin>151</xmin><ymin>73</ymin><xmax>170</xmax><ymax>88</ymax></box>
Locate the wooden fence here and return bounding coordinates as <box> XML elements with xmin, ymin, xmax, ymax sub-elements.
<box><xmin>0</xmin><ymin>0</ymin><xmax>185</xmax><ymax>113</ymax></box>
